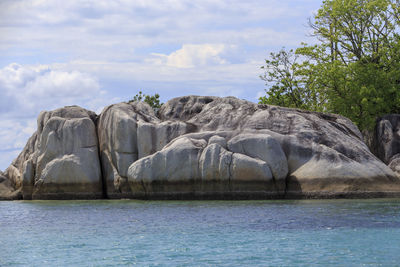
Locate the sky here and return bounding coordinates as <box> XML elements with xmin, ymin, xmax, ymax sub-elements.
<box><xmin>0</xmin><ymin>0</ymin><xmax>321</xmax><ymax>170</ymax></box>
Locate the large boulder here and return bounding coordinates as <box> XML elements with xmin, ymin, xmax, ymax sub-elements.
<box><xmin>373</xmin><ymin>114</ymin><xmax>400</xmax><ymax>176</ymax></box>
<box><xmin>127</xmin><ymin>134</ymin><xmax>279</xmax><ymax>199</ymax></box>
<box><xmin>124</xmin><ymin>96</ymin><xmax>400</xmax><ymax>199</ymax></box>
<box><xmin>97</xmin><ymin>101</ymin><xmax>190</xmax><ymax>198</ymax></box>
<box><xmin>4</xmin><ymin>106</ymin><xmax>103</xmax><ymax>199</ymax></box>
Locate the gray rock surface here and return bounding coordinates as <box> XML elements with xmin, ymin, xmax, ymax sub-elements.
<box><xmin>126</xmin><ymin>96</ymin><xmax>400</xmax><ymax>198</ymax></box>
<box><xmin>227</xmin><ymin>133</ymin><xmax>288</xmax><ymax>189</ymax></box>
<box><xmin>0</xmin><ymin>170</ymin><xmax>20</xmax><ymax>200</ymax></box>
<box><xmin>373</xmin><ymin>114</ymin><xmax>400</xmax><ymax>176</ymax></box>
<box><xmin>97</xmin><ymin>101</ymin><xmax>190</xmax><ymax>198</ymax></box>
<box><xmin>4</xmin><ymin>106</ymin><xmax>103</xmax><ymax>199</ymax></box>
<box><xmin>127</xmin><ymin>137</ymin><xmax>206</xmax><ymax>198</ymax></box>
<box><xmin>2</xmin><ymin>96</ymin><xmax>400</xmax><ymax>200</ymax></box>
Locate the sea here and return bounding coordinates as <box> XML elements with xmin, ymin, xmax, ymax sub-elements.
<box><xmin>1</xmin><ymin>199</ymin><xmax>400</xmax><ymax>266</ymax></box>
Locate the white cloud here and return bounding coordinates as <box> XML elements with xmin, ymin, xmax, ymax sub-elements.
<box><xmin>150</xmin><ymin>44</ymin><xmax>227</xmax><ymax>68</ymax></box>
<box><xmin>0</xmin><ymin>63</ymin><xmax>107</xmax><ymax>116</ymax></box>
<box><xmin>25</xmin><ymin>69</ymin><xmax>100</xmax><ymax>97</ymax></box>
<box><xmin>0</xmin><ymin>119</ymin><xmax>36</xmax><ymax>150</ymax></box>
<box><xmin>0</xmin><ymin>149</ymin><xmax>21</xmax><ymax>172</ymax></box>
<box><xmin>0</xmin><ymin>0</ymin><xmax>320</xmax><ymax>61</ymax></box>
<box><xmin>57</xmin><ymin>57</ymin><xmax>262</xmax><ymax>85</ymax></box>
<box><xmin>0</xmin><ymin>118</ymin><xmax>36</xmax><ymax>170</ymax></box>
<box><xmin>0</xmin><ymin>63</ymin><xmax>117</xmax><ymax>170</ymax></box>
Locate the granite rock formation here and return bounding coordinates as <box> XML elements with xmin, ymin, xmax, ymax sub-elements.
<box><xmin>0</xmin><ymin>170</ymin><xmax>19</xmax><ymax>200</ymax></box>
<box><xmin>373</xmin><ymin>114</ymin><xmax>400</xmax><ymax>176</ymax></box>
<box><xmin>4</xmin><ymin>106</ymin><xmax>103</xmax><ymax>199</ymax></box>
<box><xmin>97</xmin><ymin>101</ymin><xmax>189</xmax><ymax>198</ymax></box>
<box><xmin>2</xmin><ymin>96</ymin><xmax>400</xmax><ymax>200</ymax></box>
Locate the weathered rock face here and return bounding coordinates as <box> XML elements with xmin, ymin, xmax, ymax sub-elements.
<box><xmin>125</xmin><ymin>96</ymin><xmax>400</xmax><ymax>199</ymax></box>
<box><xmin>0</xmin><ymin>170</ymin><xmax>20</xmax><ymax>200</ymax></box>
<box><xmin>373</xmin><ymin>115</ymin><xmax>400</xmax><ymax>176</ymax></box>
<box><xmin>4</xmin><ymin>106</ymin><xmax>103</xmax><ymax>199</ymax></box>
<box><xmin>97</xmin><ymin>102</ymin><xmax>190</xmax><ymax>198</ymax></box>
<box><xmin>2</xmin><ymin>96</ymin><xmax>400</xmax><ymax>200</ymax></box>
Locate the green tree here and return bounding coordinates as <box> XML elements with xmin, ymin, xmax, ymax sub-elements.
<box><xmin>259</xmin><ymin>48</ymin><xmax>325</xmax><ymax>112</ymax></box>
<box><xmin>130</xmin><ymin>91</ymin><xmax>163</xmax><ymax>111</ymax></box>
<box><xmin>260</xmin><ymin>0</ymin><xmax>400</xmax><ymax>130</ymax></box>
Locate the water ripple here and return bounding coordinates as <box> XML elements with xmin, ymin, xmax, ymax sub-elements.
<box><xmin>1</xmin><ymin>199</ymin><xmax>400</xmax><ymax>266</ymax></box>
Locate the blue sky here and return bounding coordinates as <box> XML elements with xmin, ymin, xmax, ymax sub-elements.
<box><xmin>0</xmin><ymin>0</ymin><xmax>321</xmax><ymax>170</ymax></box>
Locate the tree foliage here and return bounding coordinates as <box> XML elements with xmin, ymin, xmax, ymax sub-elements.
<box><xmin>130</xmin><ymin>91</ymin><xmax>163</xmax><ymax>111</ymax></box>
<box><xmin>260</xmin><ymin>0</ymin><xmax>400</xmax><ymax>130</ymax></box>
<box><xmin>259</xmin><ymin>49</ymin><xmax>324</xmax><ymax>112</ymax></box>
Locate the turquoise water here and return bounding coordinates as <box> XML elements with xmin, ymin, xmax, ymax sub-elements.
<box><xmin>1</xmin><ymin>199</ymin><xmax>400</xmax><ymax>266</ymax></box>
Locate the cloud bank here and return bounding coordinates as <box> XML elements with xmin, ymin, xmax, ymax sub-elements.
<box><xmin>0</xmin><ymin>63</ymin><xmax>103</xmax><ymax>115</ymax></box>
<box><xmin>0</xmin><ymin>63</ymin><xmax>116</xmax><ymax>170</ymax></box>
